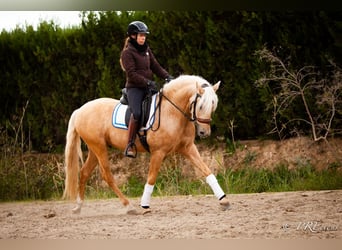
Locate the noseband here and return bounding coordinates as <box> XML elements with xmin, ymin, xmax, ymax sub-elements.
<box><xmin>189</xmin><ymin>93</ymin><xmax>212</xmax><ymax>124</ymax></box>
<box><xmin>160</xmin><ymin>90</ymin><xmax>212</xmax><ymax>125</ymax></box>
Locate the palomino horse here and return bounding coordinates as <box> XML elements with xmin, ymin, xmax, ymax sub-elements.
<box><xmin>63</xmin><ymin>75</ymin><xmax>230</xmax><ymax>214</ymax></box>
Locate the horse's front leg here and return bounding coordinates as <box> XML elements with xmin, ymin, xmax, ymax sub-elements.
<box><xmin>140</xmin><ymin>150</ymin><xmax>166</xmax><ymax>213</ymax></box>
<box><xmin>181</xmin><ymin>143</ymin><xmax>230</xmax><ymax>211</ymax></box>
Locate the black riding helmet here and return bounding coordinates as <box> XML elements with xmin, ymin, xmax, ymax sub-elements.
<box><xmin>127</xmin><ymin>21</ymin><xmax>149</xmax><ymax>36</ymax></box>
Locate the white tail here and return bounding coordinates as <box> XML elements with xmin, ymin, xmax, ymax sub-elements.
<box><xmin>63</xmin><ymin>109</ymin><xmax>83</xmax><ymax>200</ymax></box>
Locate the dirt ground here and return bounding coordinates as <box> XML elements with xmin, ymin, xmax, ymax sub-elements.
<box><xmin>1</xmin><ymin>137</ymin><xmax>341</xmax><ymax>239</ymax></box>
<box><xmin>0</xmin><ymin>190</ymin><xmax>341</xmax><ymax>239</ymax></box>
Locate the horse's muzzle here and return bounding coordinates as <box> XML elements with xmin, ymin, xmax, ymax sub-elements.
<box><xmin>197</xmin><ymin>125</ymin><xmax>211</xmax><ymax>138</ymax></box>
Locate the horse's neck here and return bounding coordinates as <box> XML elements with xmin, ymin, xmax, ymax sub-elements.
<box><xmin>163</xmin><ymin>84</ymin><xmax>194</xmax><ymax>110</ymax></box>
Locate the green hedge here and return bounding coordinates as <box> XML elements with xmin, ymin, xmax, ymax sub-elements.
<box><xmin>0</xmin><ymin>11</ymin><xmax>340</xmax><ymax>152</ymax></box>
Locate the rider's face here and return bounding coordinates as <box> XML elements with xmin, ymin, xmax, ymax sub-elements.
<box><xmin>136</xmin><ymin>33</ymin><xmax>146</xmax><ymax>45</ymax></box>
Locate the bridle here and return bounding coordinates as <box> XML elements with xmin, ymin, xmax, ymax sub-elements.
<box><xmin>159</xmin><ymin>88</ymin><xmax>212</xmax><ymax>125</ymax></box>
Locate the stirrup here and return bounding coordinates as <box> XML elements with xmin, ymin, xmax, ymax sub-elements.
<box><xmin>124</xmin><ymin>143</ymin><xmax>137</xmax><ymax>158</ymax></box>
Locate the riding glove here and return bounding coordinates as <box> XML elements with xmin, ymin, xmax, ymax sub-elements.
<box><xmin>165</xmin><ymin>75</ymin><xmax>174</xmax><ymax>83</ymax></box>
<box><xmin>147</xmin><ymin>80</ymin><xmax>158</xmax><ymax>93</ymax></box>
<box><xmin>147</xmin><ymin>80</ymin><xmax>157</xmax><ymax>88</ymax></box>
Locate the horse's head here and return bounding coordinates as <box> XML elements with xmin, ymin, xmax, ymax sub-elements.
<box><xmin>162</xmin><ymin>75</ymin><xmax>220</xmax><ymax>138</ymax></box>
<box><xmin>191</xmin><ymin>80</ymin><xmax>220</xmax><ymax>138</ymax></box>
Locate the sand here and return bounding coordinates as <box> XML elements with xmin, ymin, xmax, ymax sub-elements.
<box><xmin>1</xmin><ymin>190</ymin><xmax>341</xmax><ymax>239</ymax></box>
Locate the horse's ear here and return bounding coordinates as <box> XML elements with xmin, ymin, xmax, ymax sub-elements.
<box><xmin>212</xmin><ymin>81</ymin><xmax>221</xmax><ymax>92</ymax></box>
<box><xmin>197</xmin><ymin>82</ymin><xmax>205</xmax><ymax>95</ymax></box>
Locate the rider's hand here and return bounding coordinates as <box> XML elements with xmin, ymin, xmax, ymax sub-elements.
<box><xmin>165</xmin><ymin>75</ymin><xmax>174</xmax><ymax>83</ymax></box>
<box><xmin>147</xmin><ymin>80</ymin><xmax>157</xmax><ymax>89</ymax></box>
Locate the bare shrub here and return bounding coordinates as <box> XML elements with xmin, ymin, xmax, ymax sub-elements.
<box><xmin>255</xmin><ymin>47</ymin><xmax>342</xmax><ymax>143</ymax></box>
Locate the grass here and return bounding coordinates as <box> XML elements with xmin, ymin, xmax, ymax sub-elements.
<box><xmin>116</xmin><ymin>160</ymin><xmax>342</xmax><ymax>199</ymax></box>
<box><xmin>0</xmin><ymin>152</ymin><xmax>65</xmax><ymax>201</ymax></box>
<box><xmin>153</xmin><ymin>166</ymin><xmax>212</xmax><ymax>197</ymax></box>
<box><xmin>217</xmin><ymin>163</ymin><xmax>342</xmax><ymax>194</ymax></box>
<box><xmin>0</xmin><ymin>148</ymin><xmax>341</xmax><ymax>201</ymax></box>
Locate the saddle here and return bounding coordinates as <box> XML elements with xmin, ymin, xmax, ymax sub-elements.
<box><xmin>117</xmin><ymin>87</ymin><xmax>158</xmax><ymax>152</ymax></box>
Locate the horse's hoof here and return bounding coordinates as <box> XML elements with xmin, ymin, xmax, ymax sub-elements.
<box><xmin>126</xmin><ymin>204</ymin><xmax>139</xmax><ymax>215</ymax></box>
<box><xmin>126</xmin><ymin>208</ymin><xmax>139</xmax><ymax>215</ymax></box>
<box><xmin>125</xmin><ymin>206</ymin><xmax>151</xmax><ymax>215</ymax></box>
<box><xmin>72</xmin><ymin>206</ymin><xmax>81</xmax><ymax>214</ymax></box>
<box><xmin>219</xmin><ymin>197</ymin><xmax>231</xmax><ymax>211</ymax></box>
<box><xmin>141</xmin><ymin>208</ymin><xmax>151</xmax><ymax>215</ymax></box>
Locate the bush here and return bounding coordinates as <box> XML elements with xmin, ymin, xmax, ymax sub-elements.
<box><xmin>0</xmin><ymin>151</ymin><xmax>64</xmax><ymax>201</ymax></box>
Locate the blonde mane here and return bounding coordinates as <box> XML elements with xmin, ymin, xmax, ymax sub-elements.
<box><xmin>164</xmin><ymin>75</ymin><xmax>208</xmax><ymax>90</ymax></box>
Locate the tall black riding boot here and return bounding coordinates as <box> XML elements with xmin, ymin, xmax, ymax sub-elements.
<box><xmin>125</xmin><ymin>114</ymin><xmax>139</xmax><ymax>158</ymax></box>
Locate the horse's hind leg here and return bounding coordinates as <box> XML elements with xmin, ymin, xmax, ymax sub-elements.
<box><xmin>93</xmin><ymin>146</ymin><xmax>133</xmax><ymax>212</ymax></box>
<box><xmin>72</xmin><ymin>149</ymin><xmax>98</xmax><ymax>214</ymax></box>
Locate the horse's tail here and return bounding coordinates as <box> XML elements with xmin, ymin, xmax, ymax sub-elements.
<box><xmin>63</xmin><ymin>109</ymin><xmax>83</xmax><ymax>200</ymax></box>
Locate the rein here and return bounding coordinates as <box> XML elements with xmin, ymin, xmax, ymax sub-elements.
<box><xmin>156</xmin><ymin>88</ymin><xmax>212</xmax><ymax>126</ymax></box>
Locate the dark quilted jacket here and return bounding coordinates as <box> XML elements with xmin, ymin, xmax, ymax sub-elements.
<box><xmin>121</xmin><ymin>42</ymin><xmax>169</xmax><ymax>88</ymax></box>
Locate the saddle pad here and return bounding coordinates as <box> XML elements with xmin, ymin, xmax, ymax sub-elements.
<box><xmin>112</xmin><ymin>94</ymin><xmax>157</xmax><ymax>130</ymax></box>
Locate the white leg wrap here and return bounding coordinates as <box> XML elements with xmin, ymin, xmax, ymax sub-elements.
<box><xmin>140</xmin><ymin>183</ymin><xmax>154</xmax><ymax>207</ymax></box>
<box><xmin>206</xmin><ymin>174</ymin><xmax>225</xmax><ymax>200</ymax></box>
<box><xmin>72</xmin><ymin>195</ymin><xmax>83</xmax><ymax>214</ymax></box>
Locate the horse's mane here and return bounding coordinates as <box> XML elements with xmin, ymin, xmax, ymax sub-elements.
<box><xmin>164</xmin><ymin>75</ymin><xmax>209</xmax><ymax>90</ymax></box>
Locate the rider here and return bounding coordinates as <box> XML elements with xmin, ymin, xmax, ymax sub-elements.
<box><xmin>120</xmin><ymin>21</ymin><xmax>173</xmax><ymax>158</ymax></box>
